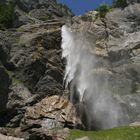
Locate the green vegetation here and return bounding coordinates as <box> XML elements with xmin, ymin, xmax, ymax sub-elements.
<box><xmin>6</xmin><ymin>70</ymin><xmax>22</xmax><ymax>85</ymax></box>
<box><xmin>96</xmin><ymin>3</ymin><xmax>112</xmax><ymax>18</ymax></box>
<box><xmin>113</xmin><ymin>0</ymin><xmax>128</xmax><ymax>8</ymax></box>
<box><xmin>65</xmin><ymin>126</ymin><xmax>140</xmax><ymax>140</ymax></box>
<box><xmin>96</xmin><ymin>0</ymin><xmax>128</xmax><ymax>18</ymax></box>
<box><xmin>40</xmin><ymin>14</ymin><xmax>53</xmax><ymax>21</ymax></box>
<box><xmin>0</xmin><ymin>1</ymin><xmax>15</xmax><ymax>29</ymax></box>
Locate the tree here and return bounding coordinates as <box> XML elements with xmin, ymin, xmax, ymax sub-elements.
<box><xmin>96</xmin><ymin>3</ymin><xmax>112</xmax><ymax>18</ymax></box>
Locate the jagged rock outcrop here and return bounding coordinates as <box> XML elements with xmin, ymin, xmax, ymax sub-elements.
<box><xmin>0</xmin><ymin>0</ymin><xmax>140</xmax><ymax>138</ymax></box>
<box><xmin>0</xmin><ymin>0</ymin><xmax>73</xmax><ymax>139</ymax></box>
<box><xmin>71</xmin><ymin>3</ymin><xmax>140</xmax><ymax>123</ymax></box>
<box><xmin>24</xmin><ymin>96</ymin><xmax>81</xmax><ymax>128</ymax></box>
<box><xmin>18</xmin><ymin>96</ymin><xmax>81</xmax><ymax>139</ymax></box>
<box><xmin>14</xmin><ymin>0</ymin><xmax>72</xmax><ymax>27</ymax></box>
<box><xmin>0</xmin><ymin>21</ymin><xmax>66</xmax><ymax>128</ymax></box>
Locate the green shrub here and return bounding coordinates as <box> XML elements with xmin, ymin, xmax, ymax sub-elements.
<box><xmin>0</xmin><ymin>2</ymin><xmax>15</xmax><ymax>29</ymax></box>
<box><xmin>40</xmin><ymin>14</ymin><xmax>53</xmax><ymax>21</ymax></box>
<box><xmin>113</xmin><ymin>0</ymin><xmax>128</xmax><ymax>8</ymax></box>
<box><xmin>96</xmin><ymin>3</ymin><xmax>112</xmax><ymax>18</ymax></box>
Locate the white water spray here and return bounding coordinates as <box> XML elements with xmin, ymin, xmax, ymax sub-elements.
<box><xmin>61</xmin><ymin>25</ymin><xmax>124</xmax><ymax>130</ymax></box>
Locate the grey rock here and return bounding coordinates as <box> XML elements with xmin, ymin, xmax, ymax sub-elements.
<box><xmin>13</xmin><ymin>0</ymin><xmax>72</xmax><ymax>26</ymax></box>
<box><xmin>7</xmin><ymin>84</ymin><xmax>32</xmax><ymax>110</ymax></box>
<box><xmin>129</xmin><ymin>121</ymin><xmax>140</xmax><ymax>126</ymax></box>
<box><xmin>75</xmin><ymin>136</ymin><xmax>90</xmax><ymax>140</ymax></box>
<box><xmin>23</xmin><ymin>95</ymin><xmax>82</xmax><ymax>130</ymax></box>
<box><xmin>0</xmin><ymin>133</ymin><xmax>24</xmax><ymax>140</ymax></box>
<box><xmin>70</xmin><ymin>3</ymin><xmax>140</xmax><ymax>126</ymax></box>
<box><xmin>0</xmin><ymin>63</ymin><xmax>11</xmax><ymax>114</ymax></box>
<box><xmin>0</xmin><ymin>32</ymin><xmax>15</xmax><ymax>70</ymax></box>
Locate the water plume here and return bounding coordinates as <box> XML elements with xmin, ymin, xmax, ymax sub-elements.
<box><xmin>61</xmin><ymin>25</ymin><xmax>124</xmax><ymax>130</ymax></box>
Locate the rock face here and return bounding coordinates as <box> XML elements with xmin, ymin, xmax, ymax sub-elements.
<box><xmin>14</xmin><ymin>0</ymin><xmax>72</xmax><ymax>27</ymax></box>
<box><xmin>0</xmin><ymin>64</ymin><xmax>11</xmax><ymax>114</ymax></box>
<box><xmin>70</xmin><ymin>3</ymin><xmax>140</xmax><ymax>124</ymax></box>
<box><xmin>0</xmin><ymin>0</ymin><xmax>140</xmax><ymax>139</ymax></box>
<box><xmin>18</xmin><ymin>96</ymin><xmax>81</xmax><ymax>139</ymax></box>
<box><xmin>0</xmin><ymin>0</ymin><xmax>73</xmax><ymax>139</ymax></box>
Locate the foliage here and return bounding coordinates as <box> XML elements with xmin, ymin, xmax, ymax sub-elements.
<box><xmin>40</xmin><ymin>14</ymin><xmax>53</xmax><ymax>21</ymax></box>
<box><xmin>96</xmin><ymin>3</ymin><xmax>112</xmax><ymax>18</ymax></box>
<box><xmin>0</xmin><ymin>2</ymin><xmax>15</xmax><ymax>29</ymax></box>
<box><xmin>65</xmin><ymin>126</ymin><xmax>140</xmax><ymax>140</ymax></box>
<box><xmin>113</xmin><ymin>0</ymin><xmax>128</xmax><ymax>8</ymax></box>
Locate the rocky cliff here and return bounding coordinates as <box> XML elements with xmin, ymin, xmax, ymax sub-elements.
<box><xmin>0</xmin><ymin>0</ymin><xmax>140</xmax><ymax>139</ymax></box>
<box><xmin>71</xmin><ymin>2</ymin><xmax>140</xmax><ymax>125</ymax></box>
<box><xmin>0</xmin><ymin>0</ymin><xmax>79</xmax><ymax>139</ymax></box>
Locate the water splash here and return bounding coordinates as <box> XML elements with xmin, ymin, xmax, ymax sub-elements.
<box><xmin>61</xmin><ymin>25</ymin><xmax>124</xmax><ymax>130</ymax></box>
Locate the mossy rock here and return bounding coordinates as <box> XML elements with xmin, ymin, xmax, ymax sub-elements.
<box><xmin>0</xmin><ymin>1</ymin><xmax>15</xmax><ymax>29</ymax></box>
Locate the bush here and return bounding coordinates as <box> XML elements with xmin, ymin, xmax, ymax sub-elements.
<box><xmin>113</xmin><ymin>0</ymin><xmax>128</xmax><ymax>8</ymax></box>
<box><xmin>96</xmin><ymin>3</ymin><xmax>112</xmax><ymax>18</ymax></box>
<box><xmin>0</xmin><ymin>2</ymin><xmax>15</xmax><ymax>29</ymax></box>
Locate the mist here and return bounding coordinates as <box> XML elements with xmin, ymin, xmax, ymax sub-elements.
<box><xmin>61</xmin><ymin>25</ymin><xmax>125</xmax><ymax>130</ymax></box>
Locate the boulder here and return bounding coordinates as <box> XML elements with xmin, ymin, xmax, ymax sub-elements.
<box><xmin>27</xmin><ymin>127</ymin><xmax>70</xmax><ymax>140</ymax></box>
<box><xmin>0</xmin><ymin>133</ymin><xmax>24</xmax><ymax>140</ymax></box>
<box><xmin>130</xmin><ymin>122</ymin><xmax>140</xmax><ymax>127</ymax></box>
<box><xmin>22</xmin><ymin>95</ymin><xmax>82</xmax><ymax>131</ymax></box>
<box><xmin>75</xmin><ymin>137</ymin><xmax>90</xmax><ymax>140</ymax></box>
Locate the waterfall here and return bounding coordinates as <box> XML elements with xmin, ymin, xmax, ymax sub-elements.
<box><xmin>61</xmin><ymin>25</ymin><xmax>124</xmax><ymax>130</ymax></box>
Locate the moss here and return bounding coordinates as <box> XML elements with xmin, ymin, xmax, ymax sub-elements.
<box><xmin>132</xmin><ymin>84</ymin><xmax>140</xmax><ymax>93</ymax></box>
<box><xmin>0</xmin><ymin>1</ymin><xmax>15</xmax><ymax>29</ymax></box>
<box><xmin>40</xmin><ymin>14</ymin><xmax>53</xmax><ymax>21</ymax></box>
<box><xmin>13</xmin><ymin>78</ymin><xmax>22</xmax><ymax>85</ymax></box>
<box><xmin>17</xmin><ymin>26</ymin><xmax>26</xmax><ymax>32</ymax></box>
<box><xmin>65</xmin><ymin>126</ymin><xmax>140</xmax><ymax>140</ymax></box>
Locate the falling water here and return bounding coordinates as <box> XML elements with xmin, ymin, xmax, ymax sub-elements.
<box><xmin>61</xmin><ymin>25</ymin><xmax>124</xmax><ymax>130</ymax></box>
